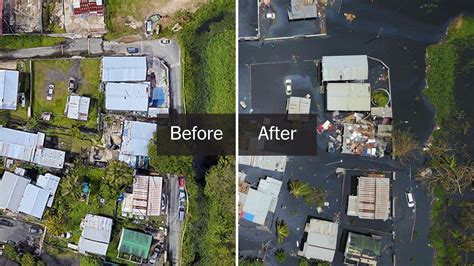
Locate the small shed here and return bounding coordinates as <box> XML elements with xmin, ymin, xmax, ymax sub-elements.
<box><xmin>288</xmin><ymin>0</ymin><xmax>318</xmax><ymax>20</ymax></box>
<box><xmin>117</xmin><ymin>229</ymin><xmax>153</xmax><ymax>261</ymax></box>
<box><xmin>66</xmin><ymin>95</ymin><xmax>90</xmax><ymax>121</ymax></box>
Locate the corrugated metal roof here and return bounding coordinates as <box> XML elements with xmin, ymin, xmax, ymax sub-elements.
<box><xmin>322</xmin><ymin>55</ymin><xmax>368</xmax><ymax>81</ymax></box>
<box><xmin>287</xmin><ymin>96</ymin><xmax>311</xmax><ymax>114</ymax></box>
<box><xmin>257</xmin><ymin>177</ymin><xmax>282</xmax><ymax>213</ymax></box>
<box><xmin>0</xmin><ymin>70</ymin><xmax>19</xmax><ymax>110</ymax></box>
<box><xmin>326</xmin><ymin>83</ymin><xmax>371</xmax><ymax>111</ymax></box>
<box><xmin>81</xmin><ymin>214</ymin><xmax>113</xmax><ymax>244</ymax></box>
<box><xmin>0</xmin><ymin>172</ymin><xmax>30</xmax><ymax>212</ymax></box>
<box><xmin>129</xmin><ymin>175</ymin><xmax>162</xmax><ymax>216</ymax></box>
<box><xmin>0</xmin><ymin>126</ymin><xmax>37</xmax><ymax>161</ymax></box>
<box><xmin>67</xmin><ymin>95</ymin><xmax>90</xmax><ymax>121</ymax></box>
<box><xmin>288</xmin><ymin>0</ymin><xmax>318</xmax><ymax>20</ymax></box>
<box><xmin>18</xmin><ymin>184</ymin><xmax>49</xmax><ymax>219</ymax></box>
<box><xmin>118</xmin><ymin>229</ymin><xmax>152</xmax><ymax>259</ymax></box>
<box><xmin>239</xmin><ymin>156</ymin><xmax>287</xmax><ymax>172</ymax></box>
<box><xmin>147</xmin><ymin>176</ymin><xmax>162</xmax><ymax>216</ymax></box>
<box><xmin>354</xmin><ymin>176</ymin><xmax>390</xmax><ymax>220</ymax></box>
<box><xmin>120</xmin><ymin>120</ymin><xmax>156</xmax><ymax>159</ymax></box>
<box><xmin>242</xmin><ymin>189</ymin><xmax>272</xmax><ymax>225</ymax></box>
<box><xmin>102</xmin><ymin>57</ymin><xmax>147</xmax><ymax>82</ymax></box>
<box><xmin>300</xmin><ymin>219</ymin><xmax>338</xmax><ymax>261</ymax></box>
<box><xmin>78</xmin><ymin>237</ymin><xmax>109</xmax><ymax>256</ymax></box>
<box><xmin>33</xmin><ymin>148</ymin><xmax>66</xmax><ymax>169</ymax></box>
<box><xmin>105</xmin><ymin>82</ymin><xmax>149</xmax><ymax>112</ymax></box>
<box><xmin>36</xmin><ymin>173</ymin><xmax>60</xmax><ymax>207</ymax></box>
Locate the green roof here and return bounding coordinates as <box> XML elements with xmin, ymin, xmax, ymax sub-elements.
<box><xmin>118</xmin><ymin>229</ymin><xmax>153</xmax><ymax>259</ymax></box>
<box><xmin>348</xmin><ymin>232</ymin><xmax>381</xmax><ymax>256</ymax></box>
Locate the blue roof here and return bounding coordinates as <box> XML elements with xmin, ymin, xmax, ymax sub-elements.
<box><xmin>243</xmin><ymin>212</ymin><xmax>254</xmax><ymax>222</ymax></box>
<box><xmin>150</xmin><ymin>87</ymin><xmax>166</xmax><ymax>107</ymax></box>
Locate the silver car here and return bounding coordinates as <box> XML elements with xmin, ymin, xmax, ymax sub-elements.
<box><xmin>405</xmin><ymin>191</ymin><xmax>415</xmax><ymax>208</ymax></box>
<box><xmin>285</xmin><ymin>79</ymin><xmax>292</xmax><ymax>95</ymax></box>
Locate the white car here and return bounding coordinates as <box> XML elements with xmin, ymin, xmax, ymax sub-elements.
<box><xmin>46</xmin><ymin>84</ymin><xmax>54</xmax><ymax>101</ymax></box>
<box><xmin>406</xmin><ymin>191</ymin><xmax>415</xmax><ymax>208</ymax></box>
<box><xmin>285</xmin><ymin>79</ymin><xmax>292</xmax><ymax>95</ymax></box>
<box><xmin>266</xmin><ymin>13</ymin><xmax>275</xmax><ymax>19</ymax></box>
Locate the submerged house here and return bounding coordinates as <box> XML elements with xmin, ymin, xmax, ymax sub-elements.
<box><xmin>298</xmin><ymin>218</ymin><xmax>338</xmax><ymax>262</ymax></box>
<box><xmin>344</xmin><ymin>232</ymin><xmax>381</xmax><ymax>265</ymax></box>
<box><xmin>321</xmin><ymin>55</ymin><xmax>368</xmax><ymax>82</ymax></box>
<box><xmin>347</xmin><ymin>175</ymin><xmax>390</xmax><ymax>221</ymax></box>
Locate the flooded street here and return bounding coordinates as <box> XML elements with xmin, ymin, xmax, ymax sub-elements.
<box><xmin>239</xmin><ymin>0</ymin><xmax>474</xmax><ymax>264</ymax></box>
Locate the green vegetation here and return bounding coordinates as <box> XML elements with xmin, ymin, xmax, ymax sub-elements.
<box><xmin>32</xmin><ymin>59</ymin><xmax>101</xmax><ymax>130</ymax></box>
<box><xmin>289</xmin><ymin>180</ymin><xmax>327</xmax><ymax>207</ymax></box>
<box><xmin>392</xmin><ymin>128</ymin><xmax>420</xmax><ymax>165</ymax></box>
<box><xmin>80</xmin><ymin>256</ymin><xmax>102</xmax><ymax>266</ymax></box>
<box><xmin>240</xmin><ymin>257</ymin><xmax>264</xmax><ymax>266</ymax></box>
<box><xmin>3</xmin><ymin>244</ymin><xmax>19</xmax><ymax>261</ymax></box>
<box><xmin>276</xmin><ymin>220</ymin><xmax>289</xmax><ymax>244</ymax></box>
<box><xmin>0</xmin><ymin>34</ymin><xmax>64</xmax><ymax>50</ymax></box>
<box><xmin>20</xmin><ymin>253</ymin><xmax>37</xmax><ymax>266</ymax></box>
<box><xmin>424</xmin><ymin>16</ymin><xmax>474</xmax><ymax>264</ymax></box>
<box><xmin>274</xmin><ymin>249</ymin><xmax>287</xmax><ymax>264</ymax></box>
<box><xmin>178</xmin><ymin>0</ymin><xmax>235</xmax><ymax>113</ymax></box>
<box><xmin>371</xmin><ymin>89</ymin><xmax>390</xmax><ymax>107</ymax></box>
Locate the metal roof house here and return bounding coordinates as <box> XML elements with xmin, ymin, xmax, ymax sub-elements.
<box><xmin>122</xmin><ymin>175</ymin><xmax>163</xmax><ymax>217</ymax></box>
<box><xmin>102</xmin><ymin>57</ymin><xmax>147</xmax><ymax>82</ymax></box>
<box><xmin>78</xmin><ymin>214</ymin><xmax>113</xmax><ymax>256</ymax></box>
<box><xmin>326</xmin><ymin>83</ymin><xmax>371</xmax><ymax>111</ymax></box>
<box><xmin>0</xmin><ymin>70</ymin><xmax>19</xmax><ymax>110</ymax></box>
<box><xmin>117</xmin><ymin>229</ymin><xmax>153</xmax><ymax>262</ymax></box>
<box><xmin>239</xmin><ymin>156</ymin><xmax>287</xmax><ymax>172</ymax></box>
<box><xmin>287</xmin><ymin>96</ymin><xmax>311</xmax><ymax>121</ymax></box>
<box><xmin>0</xmin><ymin>126</ymin><xmax>66</xmax><ymax>169</ymax></box>
<box><xmin>105</xmin><ymin>82</ymin><xmax>149</xmax><ymax>112</ymax></box>
<box><xmin>322</xmin><ymin>55</ymin><xmax>368</xmax><ymax>82</ymax></box>
<box><xmin>0</xmin><ymin>172</ymin><xmax>31</xmax><ymax>213</ymax></box>
<box><xmin>66</xmin><ymin>95</ymin><xmax>90</xmax><ymax>121</ymax></box>
<box><xmin>241</xmin><ymin>177</ymin><xmax>283</xmax><ymax>226</ymax></box>
<box><xmin>119</xmin><ymin>120</ymin><xmax>156</xmax><ymax>168</ymax></box>
<box><xmin>344</xmin><ymin>232</ymin><xmax>381</xmax><ymax>265</ymax></box>
<box><xmin>0</xmin><ymin>172</ymin><xmax>59</xmax><ymax>219</ymax></box>
<box><xmin>288</xmin><ymin>0</ymin><xmax>318</xmax><ymax>20</ymax></box>
<box><xmin>347</xmin><ymin>176</ymin><xmax>390</xmax><ymax>221</ymax></box>
<box><xmin>298</xmin><ymin>219</ymin><xmax>339</xmax><ymax>262</ymax></box>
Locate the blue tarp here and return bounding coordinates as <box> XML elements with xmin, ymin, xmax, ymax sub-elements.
<box><xmin>243</xmin><ymin>212</ymin><xmax>254</xmax><ymax>222</ymax></box>
<box><xmin>151</xmin><ymin>87</ymin><xmax>166</xmax><ymax>107</ymax></box>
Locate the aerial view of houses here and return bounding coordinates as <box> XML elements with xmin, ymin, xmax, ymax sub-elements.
<box><xmin>238</xmin><ymin>0</ymin><xmax>474</xmax><ymax>265</ymax></box>
<box><xmin>0</xmin><ymin>0</ymin><xmax>236</xmax><ymax>265</ymax></box>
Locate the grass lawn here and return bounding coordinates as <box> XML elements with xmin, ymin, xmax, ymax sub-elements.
<box><xmin>32</xmin><ymin>58</ymin><xmax>101</xmax><ymax>130</ymax></box>
<box><xmin>0</xmin><ymin>34</ymin><xmax>65</xmax><ymax>50</ymax></box>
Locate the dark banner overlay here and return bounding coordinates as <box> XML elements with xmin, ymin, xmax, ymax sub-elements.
<box><xmin>154</xmin><ymin>114</ymin><xmax>235</xmax><ymax>156</ymax></box>
<box><xmin>239</xmin><ymin>114</ymin><xmax>318</xmax><ymax>156</ymax></box>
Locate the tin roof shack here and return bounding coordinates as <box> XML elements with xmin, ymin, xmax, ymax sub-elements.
<box><xmin>102</xmin><ymin>57</ymin><xmax>147</xmax><ymax>82</ymax></box>
<box><xmin>73</xmin><ymin>0</ymin><xmax>104</xmax><ymax>15</ymax></box>
<box><xmin>344</xmin><ymin>232</ymin><xmax>381</xmax><ymax>265</ymax></box>
<box><xmin>0</xmin><ymin>172</ymin><xmax>60</xmax><ymax>218</ymax></box>
<box><xmin>0</xmin><ymin>126</ymin><xmax>66</xmax><ymax>169</ymax></box>
<box><xmin>239</xmin><ymin>177</ymin><xmax>283</xmax><ymax>226</ymax></box>
<box><xmin>119</xmin><ymin>121</ymin><xmax>156</xmax><ymax>168</ymax></box>
<box><xmin>347</xmin><ymin>175</ymin><xmax>390</xmax><ymax>221</ymax></box>
<box><xmin>0</xmin><ymin>70</ymin><xmax>19</xmax><ymax>110</ymax></box>
<box><xmin>66</xmin><ymin>95</ymin><xmax>90</xmax><ymax>121</ymax></box>
<box><xmin>288</xmin><ymin>0</ymin><xmax>318</xmax><ymax>20</ymax></box>
<box><xmin>239</xmin><ymin>156</ymin><xmax>287</xmax><ymax>172</ymax></box>
<box><xmin>326</xmin><ymin>83</ymin><xmax>371</xmax><ymax>112</ymax></box>
<box><xmin>105</xmin><ymin>82</ymin><xmax>150</xmax><ymax>113</ymax></box>
<box><xmin>321</xmin><ymin>55</ymin><xmax>368</xmax><ymax>82</ymax></box>
<box><xmin>298</xmin><ymin>219</ymin><xmax>338</xmax><ymax>262</ymax></box>
<box><xmin>286</xmin><ymin>96</ymin><xmax>311</xmax><ymax>121</ymax></box>
<box><xmin>121</xmin><ymin>175</ymin><xmax>163</xmax><ymax>217</ymax></box>
<box><xmin>117</xmin><ymin>229</ymin><xmax>153</xmax><ymax>263</ymax></box>
<box><xmin>78</xmin><ymin>214</ymin><xmax>113</xmax><ymax>256</ymax></box>
<box><xmin>341</xmin><ymin>123</ymin><xmax>389</xmax><ymax>157</ymax></box>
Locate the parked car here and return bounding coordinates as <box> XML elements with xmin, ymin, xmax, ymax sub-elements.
<box><xmin>285</xmin><ymin>79</ymin><xmax>292</xmax><ymax>95</ymax></box>
<box><xmin>161</xmin><ymin>193</ymin><xmax>167</xmax><ymax>211</ymax></box>
<box><xmin>149</xmin><ymin>245</ymin><xmax>161</xmax><ymax>264</ymax></box>
<box><xmin>178</xmin><ymin>207</ymin><xmax>185</xmax><ymax>221</ymax></box>
<box><xmin>46</xmin><ymin>84</ymin><xmax>54</xmax><ymax>101</ymax></box>
<box><xmin>178</xmin><ymin>176</ymin><xmax>185</xmax><ymax>189</ymax></box>
<box><xmin>60</xmin><ymin>232</ymin><xmax>72</xmax><ymax>239</ymax></box>
<box><xmin>29</xmin><ymin>227</ymin><xmax>43</xmax><ymax>235</ymax></box>
<box><xmin>127</xmin><ymin>47</ymin><xmax>139</xmax><ymax>54</ymax></box>
<box><xmin>20</xmin><ymin>94</ymin><xmax>26</xmax><ymax>108</ymax></box>
<box><xmin>0</xmin><ymin>219</ymin><xmax>14</xmax><ymax>227</ymax></box>
<box><xmin>179</xmin><ymin>190</ymin><xmax>186</xmax><ymax>200</ymax></box>
<box><xmin>266</xmin><ymin>12</ymin><xmax>276</xmax><ymax>19</ymax></box>
<box><xmin>68</xmin><ymin>77</ymin><xmax>76</xmax><ymax>92</ymax></box>
<box><xmin>160</xmin><ymin>39</ymin><xmax>170</xmax><ymax>45</ymax></box>
<box><xmin>406</xmin><ymin>191</ymin><xmax>415</xmax><ymax>208</ymax></box>
<box><xmin>145</xmin><ymin>20</ymin><xmax>153</xmax><ymax>35</ymax></box>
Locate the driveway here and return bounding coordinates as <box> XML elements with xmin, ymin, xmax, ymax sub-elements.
<box><xmin>0</xmin><ymin>217</ymin><xmax>43</xmax><ymax>246</ymax></box>
<box><xmin>167</xmin><ymin>175</ymin><xmax>183</xmax><ymax>265</ymax></box>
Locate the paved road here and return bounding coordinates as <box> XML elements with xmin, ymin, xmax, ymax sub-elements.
<box><xmin>0</xmin><ymin>37</ymin><xmax>182</xmax><ymax>114</ymax></box>
<box><xmin>168</xmin><ymin>175</ymin><xmax>183</xmax><ymax>265</ymax></box>
<box><xmin>103</xmin><ymin>39</ymin><xmax>183</xmax><ymax>114</ymax></box>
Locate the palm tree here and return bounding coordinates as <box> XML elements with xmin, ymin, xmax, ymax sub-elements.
<box><xmin>289</xmin><ymin>180</ymin><xmax>311</xmax><ymax>198</ymax></box>
<box><xmin>44</xmin><ymin>215</ymin><xmax>64</xmax><ymax>236</ymax></box>
<box><xmin>105</xmin><ymin>161</ymin><xmax>133</xmax><ymax>189</ymax></box>
<box><xmin>276</xmin><ymin>220</ymin><xmax>289</xmax><ymax>244</ymax></box>
<box><xmin>59</xmin><ymin>174</ymin><xmax>81</xmax><ymax>199</ymax></box>
<box><xmin>303</xmin><ymin>187</ymin><xmax>327</xmax><ymax>207</ymax></box>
